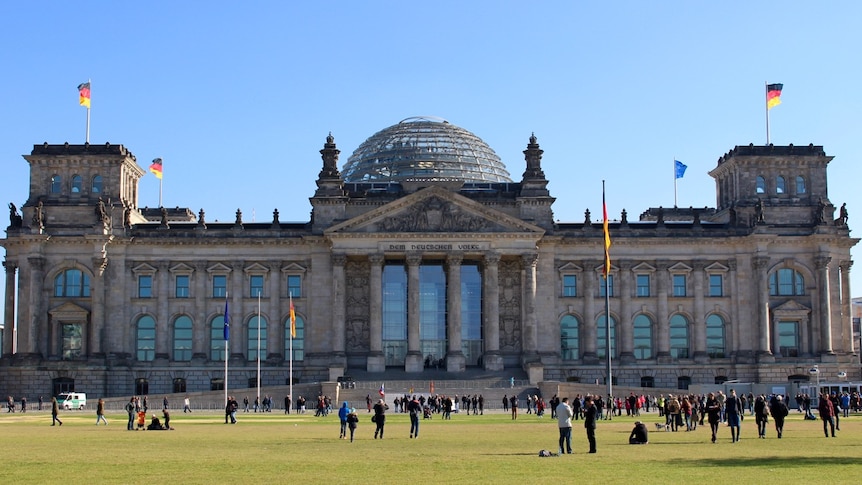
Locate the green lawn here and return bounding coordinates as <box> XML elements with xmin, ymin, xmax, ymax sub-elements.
<box><xmin>3</xmin><ymin>409</ymin><xmax>860</xmax><ymax>483</ymax></box>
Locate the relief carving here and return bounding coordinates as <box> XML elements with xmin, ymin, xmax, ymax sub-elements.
<box><xmin>379</xmin><ymin>196</ymin><xmax>492</xmax><ymax>232</ymax></box>
<box><xmin>345</xmin><ymin>260</ymin><xmax>370</xmax><ymax>350</ymax></box>
<box><xmin>498</xmin><ymin>260</ymin><xmax>522</xmax><ymax>352</ymax></box>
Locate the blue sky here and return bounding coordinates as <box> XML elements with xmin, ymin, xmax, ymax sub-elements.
<box><xmin>2</xmin><ymin>1</ymin><xmax>861</xmax><ymax>317</ymax></box>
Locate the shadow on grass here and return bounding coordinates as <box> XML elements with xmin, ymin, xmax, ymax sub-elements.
<box><xmin>673</xmin><ymin>456</ymin><xmax>855</xmax><ymax>468</ymax></box>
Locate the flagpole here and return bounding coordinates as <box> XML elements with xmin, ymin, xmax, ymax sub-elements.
<box><xmin>765</xmin><ymin>81</ymin><xmax>770</xmax><ymax>145</ymax></box>
<box><xmin>85</xmin><ymin>79</ymin><xmax>91</xmax><ymax>144</ymax></box>
<box><xmin>673</xmin><ymin>158</ymin><xmax>678</xmax><ymax>207</ymax></box>
<box><xmin>603</xmin><ymin>180</ymin><xmax>613</xmax><ymax>401</ymax></box>
<box><xmin>158</xmin><ymin>179</ymin><xmax>163</xmax><ymax>208</ymax></box>
<box><xmin>256</xmin><ymin>293</ymin><xmax>261</xmax><ymax>409</ymax></box>
<box><xmin>224</xmin><ymin>290</ymin><xmax>229</xmax><ymax>409</ymax></box>
<box><xmin>289</xmin><ymin>292</ymin><xmax>294</xmax><ymax>411</ymax></box>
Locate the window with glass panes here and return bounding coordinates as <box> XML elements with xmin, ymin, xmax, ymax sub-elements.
<box><xmin>210</xmin><ymin>317</ymin><xmax>227</xmax><ymax>361</ymax></box>
<box><xmin>212</xmin><ymin>275</ymin><xmax>227</xmax><ymax>298</ymax></box>
<box><xmin>596</xmin><ymin>315</ymin><xmax>617</xmax><ymax>358</ymax></box>
<box><xmin>138</xmin><ymin>275</ymin><xmax>153</xmax><ymax>298</ymax></box>
<box><xmin>175</xmin><ymin>275</ymin><xmax>190</xmax><ymax>298</ymax></box>
<box><xmin>636</xmin><ymin>274</ymin><xmax>650</xmax><ymax>297</ymax></box>
<box><xmin>250</xmin><ymin>275</ymin><xmax>264</xmax><ymax>298</ymax></box>
<box><xmin>598</xmin><ymin>275</ymin><xmax>614</xmax><ymax>297</ymax></box>
<box><xmin>560</xmin><ymin>315</ymin><xmax>579</xmax><ymax>360</ymax></box>
<box><xmin>706</xmin><ymin>314</ymin><xmax>726</xmax><ymax>358</ymax></box>
<box><xmin>669</xmin><ymin>315</ymin><xmax>689</xmax><ymax>358</ymax></box>
<box><xmin>136</xmin><ymin>316</ymin><xmax>156</xmax><ymax>361</ymax></box>
<box><xmin>778</xmin><ymin>321</ymin><xmax>799</xmax><ymax>357</ymax></box>
<box><xmin>632</xmin><ymin>314</ymin><xmax>653</xmax><ymax>359</ymax></box>
<box><xmin>562</xmin><ymin>275</ymin><xmax>577</xmax><ymax>297</ymax></box>
<box><xmin>173</xmin><ymin>316</ymin><xmax>193</xmax><ymax>361</ymax></box>
<box><xmin>708</xmin><ymin>274</ymin><xmax>723</xmax><ymax>297</ymax></box>
<box><xmin>287</xmin><ymin>275</ymin><xmax>302</xmax><ymax>298</ymax></box>
<box><xmin>672</xmin><ymin>274</ymin><xmax>687</xmax><ymax>297</ymax></box>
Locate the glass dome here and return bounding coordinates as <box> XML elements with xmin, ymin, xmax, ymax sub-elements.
<box><xmin>342</xmin><ymin>116</ymin><xmax>513</xmax><ymax>183</ymax></box>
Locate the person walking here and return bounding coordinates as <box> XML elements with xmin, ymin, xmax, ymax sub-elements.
<box><xmin>408</xmin><ymin>396</ymin><xmax>422</xmax><ymax>438</ymax></box>
<box><xmin>770</xmin><ymin>395</ymin><xmax>789</xmax><ymax>438</ymax></box>
<box><xmin>338</xmin><ymin>401</ymin><xmax>350</xmax><ymax>439</ymax></box>
<box><xmin>556</xmin><ymin>397</ymin><xmax>573</xmax><ymax>454</ymax></box>
<box><xmin>125</xmin><ymin>397</ymin><xmax>136</xmax><ymax>430</ymax></box>
<box><xmin>754</xmin><ymin>394</ymin><xmax>768</xmax><ymax>438</ymax></box>
<box><xmin>725</xmin><ymin>389</ymin><xmax>743</xmax><ymax>442</ymax></box>
<box><xmin>51</xmin><ymin>397</ymin><xmax>63</xmax><ymax>426</ymax></box>
<box><xmin>183</xmin><ymin>396</ymin><xmax>192</xmax><ymax>413</ymax></box>
<box><xmin>818</xmin><ymin>392</ymin><xmax>836</xmax><ymax>437</ymax></box>
<box><xmin>705</xmin><ymin>392</ymin><xmax>721</xmax><ymax>443</ymax></box>
<box><xmin>510</xmin><ymin>395</ymin><xmax>518</xmax><ymax>420</ymax></box>
<box><xmin>583</xmin><ymin>395</ymin><xmax>597</xmax><ymax>453</ymax></box>
<box><xmin>373</xmin><ymin>399</ymin><xmax>389</xmax><ymax>439</ymax></box>
<box><xmin>96</xmin><ymin>398</ymin><xmax>108</xmax><ymax>425</ymax></box>
<box><xmin>346</xmin><ymin>407</ymin><xmax>359</xmax><ymax>442</ymax></box>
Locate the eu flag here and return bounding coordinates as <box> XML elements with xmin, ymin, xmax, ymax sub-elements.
<box><xmin>223</xmin><ymin>297</ymin><xmax>230</xmax><ymax>341</ymax></box>
<box><xmin>674</xmin><ymin>160</ymin><xmax>687</xmax><ymax>179</ymax></box>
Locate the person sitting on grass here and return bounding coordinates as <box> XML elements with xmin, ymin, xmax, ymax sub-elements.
<box><xmin>629</xmin><ymin>421</ymin><xmax>649</xmax><ymax>444</ymax></box>
<box><xmin>147</xmin><ymin>414</ymin><xmax>164</xmax><ymax>430</ymax></box>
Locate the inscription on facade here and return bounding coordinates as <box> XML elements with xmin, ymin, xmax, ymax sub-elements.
<box><xmin>380</xmin><ymin>242</ymin><xmax>491</xmax><ymax>252</ymax></box>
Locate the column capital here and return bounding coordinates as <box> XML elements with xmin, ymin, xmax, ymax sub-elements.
<box><xmin>839</xmin><ymin>260</ymin><xmax>853</xmax><ymax>272</ymax></box>
<box><xmin>268</xmin><ymin>261</ymin><xmax>283</xmax><ymax>272</ymax></box>
<box><xmin>655</xmin><ymin>259</ymin><xmax>671</xmax><ymax>271</ymax></box>
<box><xmin>156</xmin><ymin>261</ymin><xmax>170</xmax><ymax>272</ymax></box>
<box><xmin>27</xmin><ymin>256</ymin><xmax>45</xmax><ymax>270</ymax></box>
<box><xmin>752</xmin><ymin>256</ymin><xmax>770</xmax><ymax>270</ymax></box>
<box><xmin>814</xmin><ymin>255</ymin><xmax>832</xmax><ymax>270</ymax></box>
<box><xmin>692</xmin><ymin>259</ymin><xmax>708</xmax><ymax>271</ymax></box>
<box><xmin>333</xmin><ymin>253</ymin><xmax>349</xmax><ymax>266</ymax></box>
<box><xmin>367</xmin><ymin>253</ymin><xmax>383</xmax><ymax>266</ymax></box>
<box><xmin>406</xmin><ymin>253</ymin><xmax>422</xmax><ymax>266</ymax></box>
<box><xmin>446</xmin><ymin>253</ymin><xmax>463</xmax><ymax>267</ymax></box>
<box><xmin>617</xmin><ymin>260</ymin><xmax>633</xmax><ymax>272</ymax></box>
<box><xmin>194</xmin><ymin>261</ymin><xmax>208</xmax><ymax>272</ymax></box>
<box><xmin>727</xmin><ymin>259</ymin><xmax>737</xmax><ymax>272</ymax></box>
<box><xmin>2</xmin><ymin>260</ymin><xmax>18</xmax><ymax>273</ymax></box>
<box><xmin>231</xmin><ymin>260</ymin><xmax>245</xmax><ymax>272</ymax></box>
<box><xmin>484</xmin><ymin>253</ymin><xmax>501</xmax><ymax>265</ymax></box>
<box><xmin>521</xmin><ymin>252</ymin><xmax>538</xmax><ymax>268</ymax></box>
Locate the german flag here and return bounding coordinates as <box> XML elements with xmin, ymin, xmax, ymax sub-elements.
<box><xmin>77</xmin><ymin>82</ymin><xmax>91</xmax><ymax>108</ymax></box>
<box><xmin>767</xmin><ymin>83</ymin><xmax>783</xmax><ymax>110</ymax></box>
<box><xmin>149</xmin><ymin>158</ymin><xmax>163</xmax><ymax>179</ymax></box>
<box><xmin>602</xmin><ymin>190</ymin><xmax>611</xmax><ymax>277</ymax></box>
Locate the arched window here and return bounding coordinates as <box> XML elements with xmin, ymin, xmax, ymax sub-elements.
<box><xmin>91</xmin><ymin>175</ymin><xmax>103</xmax><ymax>194</ymax></box>
<box><xmin>173</xmin><ymin>316</ymin><xmax>193</xmax><ymax>361</ymax></box>
<box><xmin>248</xmin><ymin>315</ymin><xmax>268</xmax><ymax>361</ymax></box>
<box><xmin>210</xmin><ymin>316</ymin><xmax>227</xmax><ymax>361</ymax></box>
<box><xmin>640</xmin><ymin>376</ymin><xmax>655</xmax><ymax>388</ymax></box>
<box><xmin>669</xmin><ymin>315</ymin><xmax>689</xmax><ymax>359</ymax></box>
<box><xmin>706</xmin><ymin>314</ymin><xmax>726</xmax><ymax>358</ymax></box>
<box><xmin>677</xmin><ymin>376</ymin><xmax>691</xmax><ymax>390</ymax></box>
<box><xmin>776</xmin><ymin>176</ymin><xmax>786</xmax><ymax>194</ymax></box>
<box><xmin>769</xmin><ymin>268</ymin><xmax>805</xmax><ymax>296</ymax></box>
<box><xmin>51</xmin><ymin>175</ymin><xmax>62</xmax><ymax>194</ymax></box>
<box><xmin>136</xmin><ymin>316</ymin><xmax>156</xmax><ymax>361</ymax></box>
<box><xmin>633</xmin><ymin>314</ymin><xmax>653</xmax><ymax>359</ymax></box>
<box><xmin>596</xmin><ymin>315</ymin><xmax>617</xmax><ymax>359</ymax></box>
<box><xmin>54</xmin><ymin>269</ymin><xmax>91</xmax><ymax>297</ymax></box>
<box><xmin>52</xmin><ymin>377</ymin><xmax>75</xmax><ymax>396</ymax></box>
<box><xmin>284</xmin><ymin>315</ymin><xmax>305</xmax><ymax>361</ymax></box>
<box><xmin>560</xmin><ymin>315</ymin><xmax>580</xmax><ymax>360</ymax></box>
<box><xmin>71</xmin><ymin>174</ymin><xmax>83</xmax><ymax>193</ymax></box>
<box><xmin>173</xmin><ymin>378</ymin><xmax>187</xmax><ymax>394</ymax></box>
<box><xmin>135</xmin><ymin>378</ymin><xmax>149</xmax><ymax>396</ymax></box>
<box><xmin>796</xmin><ymin>176</ymin><xmax>806</xmax><ymax>194</ymax></box>
<box><xmin>756</xmin><ymin>175</ymin><xmax>766</xmax><ymax>194</ymax></box>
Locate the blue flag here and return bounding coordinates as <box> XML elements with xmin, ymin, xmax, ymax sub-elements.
<box><xmin>674</xmin><ymin>160</ymin><xmax>687</xmax><ymax>179</ymax></box>
<box><xmin>223</xmin><ymin>296</ymin><xmax>230</xmax><ymax>341</ymax></box>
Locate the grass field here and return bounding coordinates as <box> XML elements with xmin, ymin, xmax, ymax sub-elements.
<box><xmin>2</xmin><ymin>408</ymin><xmax>861</xmax><ymax>484</ymax></box>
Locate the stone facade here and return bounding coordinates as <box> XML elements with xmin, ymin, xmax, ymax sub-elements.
<box><xmin>1</xmin><ymin>132</ymin><xmax>859</xmax><ymax>398</ymax></box>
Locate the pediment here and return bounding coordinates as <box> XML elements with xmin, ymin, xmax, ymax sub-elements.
<box><xmin>244</xmin><ymin>263</ymin><xmax>270</xmax><ymax>274</ymax></box>
<box><xmin>705</xmin><ymin>262</ymin><xmax>729</xmax><ymax>272</ymax></box>
<box><xmin>772</xmin><ymin>300</ymin><xmax>811</xmax><ymax>314</ymax></box>
<box><xmin>170</xmin><ymin>263</ymin><xmax>194</xmax><ymax>273</ymax></box>
<box><xmin>131</xmin><ymin>263</ymin><xmax>157</xmax><ymax>274</ymax></box>
<box><xmin>49</xmin><ymin>301</ymin><xmax>90</xmax><ymax>320</ymax></box>
<box><xmin>207</xmin><ymin>263</ymin><xmax>232</xmax><ymax>274</ymax></box>
<box><xmin>668</xmin><ymin>262</ymin><xmax>692</xmax><ymax>273</ymax></box>
<box><xmin>632</xmin><ymin>262</ymin><xmax>656</xmax><ymax>272</ymax></box>
<box><xmin>325</xmin><ymin>186</ymin><xmax>545</xmax><ymax>235</ymax></box>
<box><xmin>281</xmin><ymin>263</ymin><xmax>307</xmax><ymax>273</ymax></box>
<box><xmin>557</xmin><ymin>262</ymin><xmax>583</xmax><ymax>272</ymax></box>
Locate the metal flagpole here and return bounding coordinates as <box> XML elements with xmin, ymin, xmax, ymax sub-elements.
<box><xmin>765</xmin><ymin>81</ymin><xmax>770</xmax><ymax>145</ymax></box>
<box><xmin>289</xmin><ymin>292</ymin><xmax>294</xmax><ymax>411</ymax></box>
<box><xmin>85</xmin><ymin>79</ymin><xmax>91</xmax><ymax>144</ymax></box>
<box><xmin>224</xmin><ymin>290</ymin><xmax>229</xmax><ymax>409</ymax></box>
<box><xmin>673</xmin><ymin>157</ymin><xmax>678</xmax><ymax>207</ymax></box>
<box><xmin>158</xmin><ymin>178</ymin><xmax>163</xmax><ymax>208</ymax></box>
<box><xmin>256</xmin><ymin>293</ymin><xmax>261</xmax><ymax>409</ymax></box>
<box><xmin>603</xmin><ymin>181</ymin><xmax>613</xmax><ymax>401</ymax></box>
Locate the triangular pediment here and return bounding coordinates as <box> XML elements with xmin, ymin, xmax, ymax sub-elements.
<box><xmin>207</xmin><ymin>263</ymin><xmax>232</xmax><ymax>274</ymax></box>
<box><xmin>772</xmin><ymin>300</ymin><xmax>811</xmax><ymax>314</ymax></box>
<box><xmin>244</xmin><ymin>263</ymin><xmax>270</xmax><ymax>274</ymax></box>
<box><xmin>632</xmin><ymin>262</ymin><xmax>656</xmax><ymax>272</ymax></box>
<box><xmin>325</xmin><ymin>186</ymin><xmax>545</xmax><ymax>235</ymax></box>
<box><xmin>705</xmin><ymin>262</ymin><xmax>729</xmax><ymax>272</ymax></box>
<box><xmin>49</xmin><ymin>301</ymin><xmax>90</xmax><ymax>320</ymax></box>
<box><xmin>281</xmin><ymin>263</ymin><xmax>307</xmax><ymax>273</ymax></box>
<box><xmin>131</xmin><ymin>263</ymin><xmax>157</xmax><ymax>274</ymax></box>
<box><xmin>170</xmin><ymin>263</ymin><xmax>194</xmax><ymax>273</ymax></box>
<box><xmin>557</xmin><ymin>262</ymin><xmax>583</xmax><ymax>272</ymax></box>
<box><xmin>668</xmin><ymin>262</ymin><xmax>692</xmax><ymax>273</ymax></box>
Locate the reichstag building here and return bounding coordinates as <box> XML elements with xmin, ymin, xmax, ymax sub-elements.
<box><xmin>1</xmin><ymin>116</ymin><xmax>858</xmax><ymax>397</ymax></box>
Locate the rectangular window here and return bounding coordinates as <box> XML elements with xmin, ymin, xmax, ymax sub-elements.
<box><xmin>250</xmin><ymin>275</ymin><xmax>264</xmax><ymax>298</ymax></box>
<box><xmin>562</xmin><ymin>275</ymin><xmax>577</xmax><ymax>297</ymax></box>
<box><xmin>598</xmin><ymin>275</ymin><xmax>614</xmax><ymax>297</ymax></box>
<box><xmin>138</xmin><ymin>275</ymin><xmax>152</xmax><ymax>298</ymax></box>
<box><xmin>709</xmin><ymin>274</ymin><xmax>723</xmax><ymax>297</ymax></box>
<box><xmin>175</xmin><ymin>275</ymin><xmax>190</xmax><ymax>298</ymax></box>
<box><xmin>212</xmin><ymin>275</ymin><xmax>227</xmax><ymax>298</ymax></box>
<box><xmin>287</xmin><ymin>275</ymin><xmax>302</xmax><ymax>298</ymax></box>
<box><xmin>636</xmin><ymin>274</ymin><xmax>650</xmax><ymax>297</ymax></box>
<box><xmin>672</xmin><ymin>274</ymin><xmax>687</xmax><ymax>297</ymax></box>
<box><xmin>778</xmin><ymin>321</ymin><xmax>799</xmax><ymax>357</ymax></box>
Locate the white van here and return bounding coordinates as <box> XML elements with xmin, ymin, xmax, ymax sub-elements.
<box><xmin>57</xmin><ymin>392</ymin><xmax>87</xmax><ymax>410</ymax></box>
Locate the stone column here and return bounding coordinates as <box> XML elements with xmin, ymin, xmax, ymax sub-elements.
<box><xmin>618</xmin><ymin>260</ymin><xmax>634</xmax><ymax>363</ymax></box>
<box><xmin>89</xmin><ymin>256</ymin><xmax>108</xmax><ymax>357</ymax></box>
<box><xmin>193</xmin><ymin>262</ymin><xmax>208</xmax><ymax>361</ymax></box>
<box><xmin>230</xmin><ymin>261</ymin><xmax>244</xmax><ymax>359</ymax></box>
<box><xmin>582</xmin><ymin>261</ymin><xmax>597</xmax><ymax>361</ymax></box>
<box><xmin>367</xmin><ymin>254</ymin><xmax>384</xmax><ymax>372</ymax></box>
<box><xmin>24</xmin><ymin>257</ymin><xmax>45</xmax><ymax>358</ymax></box>
<box><xmin>3</xmin><ymin>261</ymin><xmax>17</xmax><ymax>357</ymax></box>
<box><xmin>727</xmin><ymin>260</ymin><xmax>740</xmax><ymax>358</ymax></box>
<box><xmin>692</xmin><ymin>260</ymin><xmax>707</xmax><ymax>362</ymax></box>
<box><xmin>839</xmin><ymin>261</ymin><xmax>855</xmax><ymax>354</ymax></box>
<box><xmin>815</xmin><ymin>256</ymin><xmax>834</xmax><ymax>355</ymax></box>
<box><xmin>155</xmin><ymin>262</ymin><xmax>170</xmax><ymax>361</ymax></box>
<box><xmin>332</xmin><ymin>254</ymin><xmax>346</xmax><ymax>357</ymax></box>
<box><xmin>655</xmin><ymin>260</ymin><xmax>670</xmax><ymax>360</ymax></box>
<box><xmin>752</xmin><ymin>256</ymin><xmax>773</xmax><ymax>361</ymax></box>
<box><xmin>521</xmin><ymin>253</ymin><xmax>538</xmax><ymax>359</ymax></box>
<box><xmin>405</xmin><ymin>253</ymin><xmax>423</xmax><ymax>372</ymax></box>
<box><xmin>268</xmin><ymin>261</ymin><xmax>282</xmax><ymax>360</ymax></box>
<box><xmin>482</xmin><ymin>253</ymin><xmax>502</xmax><ymax>371</ymax></box>
<box><xmin>446</xmin><ymin>253</ymin><xmax>465</xmax><ymax>372</ymax></box>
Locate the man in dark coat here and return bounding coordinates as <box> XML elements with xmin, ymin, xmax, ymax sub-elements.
<box><xmin>583</xmin><ymin>395</ymin><xmax>597</xmax><ymax>453</ymax></box>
